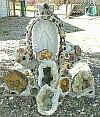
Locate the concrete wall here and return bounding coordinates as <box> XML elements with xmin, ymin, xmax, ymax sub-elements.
<box><xmin>0</xmin><ymin>0</ymin><xmax>8</xmax><ymax>18</ymax></box>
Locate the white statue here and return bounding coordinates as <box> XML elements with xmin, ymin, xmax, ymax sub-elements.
<box><xmin>32</xmin><ymin>19</ymin><xmax>59</xmax><ymax>57</ymax></box>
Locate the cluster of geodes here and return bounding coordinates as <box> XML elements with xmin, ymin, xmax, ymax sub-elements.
<box><xmin>0</xmin><ymin>3</ymin><xmax>95</xmax><ymax>115</ymax></box>
<box><xmin>0</xmin><ymin>36</ymin><xmax>95</xmax><ymax>116</ymax></box>
<box><xmin>3</xmin><ymin>43</ymin><xmax>93</xmax><ymax>115</ymax></box>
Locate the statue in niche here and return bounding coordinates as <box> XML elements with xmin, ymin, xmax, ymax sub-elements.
<box><xmin>26</xmin><ymin>3</ymin><xmax>62</xmax><ymax>59</ymax></box>
<box><xmin>32</xmin><ymin>19</ymin><xmax>59</xmax><ymax>58</ymax></box>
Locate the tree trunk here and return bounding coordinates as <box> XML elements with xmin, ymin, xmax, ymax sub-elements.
<box><xmin>66</xmin><ymin>0</ymin><xmax>72</xmax><ymax>18</ymax></box>
<box><xmin>66</xmin><ymin>0</ymin><xmax>69</xmax><ymax>17</ymax></box>
<box><xmin>12</xmin><ymin>0</ymin><xmax>16</xmax><ymax>16</ymax></box>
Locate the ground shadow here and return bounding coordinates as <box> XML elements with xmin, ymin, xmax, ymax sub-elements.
<box><xmin>63</xmin><ymin>21</ymin><xmax>85</xmax><ymax>33</ymax></box>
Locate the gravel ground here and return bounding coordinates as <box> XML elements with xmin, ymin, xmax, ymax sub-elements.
<box><xmin>0</xmin><ymin>17</ymin><xmax>100</xmax><ymax>117</ymax></box>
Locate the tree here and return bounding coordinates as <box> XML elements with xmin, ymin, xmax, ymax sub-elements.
<box><xmin>65</xmin><ymin>0</ymin><xmax>72</xmax><ymax>18</ymax></box>
<box><xmin>12</xmin><ymin>0</ymin><xmax>16</xmax><ymax>16</ymax></box>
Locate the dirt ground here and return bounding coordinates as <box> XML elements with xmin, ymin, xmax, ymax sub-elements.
<box><xmin>0</xmin><ymin>16</ymin><xmax>100</xmax><ymax>117</ymax></box>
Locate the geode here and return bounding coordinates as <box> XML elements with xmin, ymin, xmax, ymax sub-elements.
<box><xmin>58</xmin><ymin>77</ymin><xmax>71</xmax><ymax>96</ymax></box>
<box><xmin>36</xmin><ymin>84</ymin><xmax>60</xmax><ymax>115</ymax></box>
<box><xmin>69</xmin><ymin>62</ymin><xmax>95</xmax><ymax>97</ymax></box>
<box><xmin>4</xmin><ymin>70</ymin><xmax>28</xmax><ymax>94</ymax></box>
<box><xmin>41</xmin><ymin>67</ymin><xmax>53</xmax><ymax>86</ymax></box>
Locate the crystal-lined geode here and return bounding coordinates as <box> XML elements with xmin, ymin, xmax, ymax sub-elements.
<box><xmin>42</xmin><ymin>67</ymin><xmax>53</xmax><ymax>86</ymax></box>
<box><xmin>38</xmin><ymin>49</ymin><xmax>53</xmax><ymax>61</ymax></box>
<box><xmin>36</xmin><ymin>84</ymin><xmax>60</xmax><ymax>115</ymax></box>
<box><xmin>58</xmin><ymin>77</ymin><xmax>71</xmax><ymax>96</ymax></box>
<box><xmin>4</xmin><ymin>70</ymin><xmax>28</xmax><ymax>94</ymax></box>
<box><xmin>69</xmin><ymin>62</ymin><xmax>95</xmax><ymax>98</ymax></box>
<box><xmin>38</xmin><ymin>60</ymin><xmax>59</xmax><ymax>88</ymax></box>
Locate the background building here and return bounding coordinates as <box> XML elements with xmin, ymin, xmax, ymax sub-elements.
<box><xmin>0</xmin><ymin>0</ymin><xmax>8</xmax><ymax>18</ymax></box>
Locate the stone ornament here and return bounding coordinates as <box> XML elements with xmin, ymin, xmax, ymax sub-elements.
<box><xmin>15</xmin><ymin>39</ymin><xmax>35</xmax><ymax>69</ymax></box>
<box><xmin>69</xmin><ymin>62</ymin><xmax>95</xmax><ymax>98</ymax></box>
<box><xmin>38</xmin><ymin>60</ymin><xmax>59</xmax><ymax>88</ymax></box>
<box><xmin>74</xmin><ymin>45</ymin><xmax>81</xmax><ymax>56</ymax></box>
<box><xmin>4</xmin><ymin>70</ymin><xmax>28</xmax><ymax>94</ymax></box>
<box><xmin>38</xmin><ymin>3</ymin><xmax>54</xmax><ymax>20</ymax></box>
<box><xmin>58</xmin><ymin>77</ymin><xmax>71</xmax><ymax>96</ymax></box>
<box><xmin>36</xmin><ymin>84</ymin><xmax>60</xmax><ymax>115</ymax></box>
<box><xmin>60</xmin><ymin>61</ymin><xmax>72</xmax><ymax>76</ymax></box>
<box><xmin>38</xmin><ymin>49</ymin><xmax>53</xmax><ymax>61</ymax></box>
<box><xmin>16</xmin><ymin>46</ymin><xmax>28</xmax><ymax>64</ymax></box>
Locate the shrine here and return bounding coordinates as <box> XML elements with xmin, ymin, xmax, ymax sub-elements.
<box><xmin>0</xmin><ymin>3</ymin><xmax>95</xmax><ymax>116</ymax></box>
